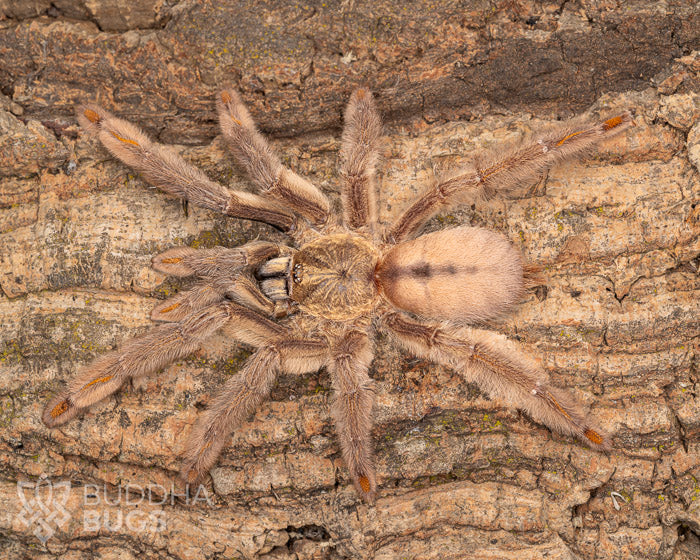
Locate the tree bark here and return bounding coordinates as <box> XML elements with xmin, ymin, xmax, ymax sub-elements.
<box><xmin>1</xmin><ymin>1</ymin><xmax>699</xmax><ymax>559</ymax></box>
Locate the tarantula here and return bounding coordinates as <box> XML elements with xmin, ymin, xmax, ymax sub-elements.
<box><xmin>42</xmin><ymin>87</ymin><xmax>631</xmax><ymax>502</ymax></box>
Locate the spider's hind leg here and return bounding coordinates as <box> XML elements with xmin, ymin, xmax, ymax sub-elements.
<box><xmin>388</xmin><ymin>111</ymin><xmax>633</xmax><ymax>243</ymax></box>
<box><xmin>382</xmin><ymin>313</ymin><xmax>609</xmax><ymax>451</ymax></box>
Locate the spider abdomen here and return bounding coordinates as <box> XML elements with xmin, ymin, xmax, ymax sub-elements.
<box><xmin>376</xmin><ymin>226</ymin><xmax>524</xmax><ymax>323</ymax></box>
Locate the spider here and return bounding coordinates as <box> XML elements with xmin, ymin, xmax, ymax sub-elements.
<box><xmin>42</xmin><ymin>87</ymin><xmax>631</xmax><ymax>502</ymax></box>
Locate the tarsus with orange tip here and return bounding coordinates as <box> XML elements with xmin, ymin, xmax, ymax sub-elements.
<box><xmin>585</xmin><ymin>429</ymin><xmax>604</xmax><ymax>445</ymax></box>
<box><xmin>84</xmin><ymin>108</ymin><xmax>100</xmax><ymax>123</ymax></box>
<box><xmin>51</xmin><ymin>400</ymin><xmax>70</xmax><ymax>418</ymax></box>
<box><xmin>359</xmin><ymin>476</ymin><xmax>371</xmax><ymax>493</ymax></box>
<box><xmin>603</xmin><ymin>115</ymin><xmax>625</xmax><ymax>130</ymax></box>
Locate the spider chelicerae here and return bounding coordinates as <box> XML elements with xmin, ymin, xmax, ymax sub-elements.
<box><xmin>43</xmin><ymin>88</ymin><xmax>631</xmax><ymax>502</ymax></box>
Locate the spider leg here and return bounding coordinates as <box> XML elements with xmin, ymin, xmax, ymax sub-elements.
<box><xmin>381</xmin><ymin>312</ymin><xmax>609</xmax><ymax>450</ymax></box>
<box><xmin>217</xmin><ymin>88</ymin><xmax>330</xmax><ymax>226</ymax></box>
<box><xmin>151</xmin><ymin>282</ymin><xmax>225</xmax><ymax>323</ymax></box>
<box><xmin>151</xmin><ymin>241</ymin><xmax>288</xmax><ymax>322</ymax></box>
<box><xmin>151</xmin><ymin>241</ymin><xmax>280</xmax><ymax>278</ymax></box>
<box><xmin>340</xmin><ymin>88</ymin><xmax>382</xmax><ymax>235</ymax></box>
<box><xmin>42</xmin><ymin>302</ymin><xmax>287</xmax><ymax>428</ymax></box>
<box><xmin>77</xmin><ymin>105</ymin><xmax>297</xmax><ymax>232</ymax></box>
<box><xmin>328</xmin><ymin>330</ymin><xmax>377</xmax><ymax>502</ymax></box>
<box><xmin>387</xmin><ymin>112</ymin><xmax>633</xmax><ymax>243</ymax></box>
<box><xmin>151</xmin><ymin>274</ymin><xmax>277</xmax><ymax>322</ymax></box>
<box><xmin>181</xmin><ymin>337</ymin><xmax>328</xmax><ymax>483</ymax></box>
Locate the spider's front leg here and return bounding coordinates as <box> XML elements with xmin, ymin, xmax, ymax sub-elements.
<box><xmin>43</xmin><ymin>300</ymin><xmax>293</xmax><ymax>427</ymax></box>
<box><xmin>217</xmin><ymin>89</ymin><xmax>330</xmax><ymax>226</ymax></box>
<box><xmin>388</xmin><ymin>111</ymin><xmax>633</xmax><ymax>243</ymax></box>
<box><xmin>328</xmin><ymin>330</ymin><xmax>377</xmax><ymax>502</ymax></box>
<box><xmin>77</xmin><ymin>105</ymin><xmax>297</xmax><ymax>231</ymax></box>
<box><xmin>381</xmin><ymin>313</ymin><xmax>609</xmax><ymax>450</ymax></box>
<box><xmin>43</xmin><ymin>302</ymin><xmax>241</xmax><ymax>427</ymax></box>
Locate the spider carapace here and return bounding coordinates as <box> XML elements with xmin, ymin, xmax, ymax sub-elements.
<box><xmin>261</xmin><ymin>233</ymin><xmax>380</xmax><ymax>321</ymax></box>
<box><xmin>43</xmin><ymin>87</ymin><xmax>630</xmax><ymax>502</ymax></box>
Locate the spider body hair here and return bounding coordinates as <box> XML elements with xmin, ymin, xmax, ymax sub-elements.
<box><xmin>376</xmin><ymin>226</ymin><xmax>524</xmax><ymax>323</ymax></box>
<box><xmin>43</xmin><ymin>88</ymin><xmax>631</xmax><ymax>503</ymax></box>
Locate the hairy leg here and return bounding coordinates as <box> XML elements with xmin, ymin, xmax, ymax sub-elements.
<box><xmin>217</xmin><ymin>89</ymin><xmax>330</xmax><ymax>226</ymax></box>
<box><xmin>388</xmin><ymin>112</ymin><xmax>633</xmax><ymax>243</ymax></box>
<box><xmin>328</xmin><ymin>330</ymin><xmax>377</xmax><ymax>502</ymax></box>
<box><xmin>42</xmin><ymin>302</ymin><xmax>288</xmax><ymax>427</ymax></box>
<box><xmin>151</xmin><ymin>241</ymin><xmax>281</xmax><ymax>278</ymax></box>
<box><xmin>150</xmin><ymin>274</ymin><xmax>279</xmax><ymax>322</ymax></box>
<box><xmin>381</xmin><ymin>313</ymin><xmax>608</xmax><ymax>449</ymax></box>
<box><xmin>181</xmin><ymin>338</ymin><xmax>328</xmax><ymax>482</ymax></box>
<box><xmin>340</xmin><ymin>89</ymin><xmax>382</xmax><ymax>234</ymax></box>
<box><xmin>151</xmin><ymin>241</ymin><xmax>290</xmax><ymax>322</ymax></box>
<box><xmin>77</xmin><ymin>105</ymin><xmax>297</xmax><ymax>232</ymax></box>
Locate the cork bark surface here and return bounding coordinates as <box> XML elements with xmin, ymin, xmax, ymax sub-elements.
<box><xmin>1</xmin><ymin>1</ymin><xmax>699</xmax><ymax>559</ymax></box>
